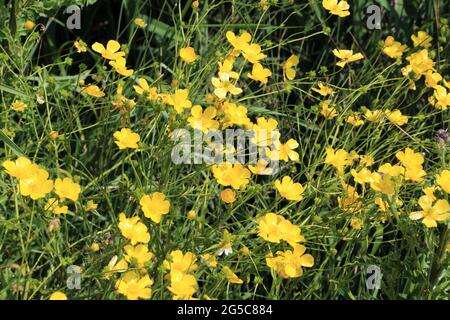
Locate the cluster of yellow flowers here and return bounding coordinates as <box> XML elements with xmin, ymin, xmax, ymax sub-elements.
<box><xmin>258</xmin><ymin>213</ymin><xmax>314</xmax><ymax>278</ymax></box>
<box><xmin>381</xmin><ymin>31</ymin><xmax>450</xmax><ymax>110</ymax></box>
<box><xmin>164</xmin><ymin>250</ymin><xmax>199</xmax><ymax>299</ymax></box>
<box><xmin>93</xmin><ymin>40</ymin><xmax>134</xmax><ymax>77</ymax></box>
<box><xmin>180</xmin><ymin>33</ymin><xmax>304</xmax><ymax>203</ymax></box>
<box><xmin>324</xmin><ymin>146</ymin><xmax>450</xmax><ymax>229</ymax></box>
<box><xmin>108</xmin><ymin>192</ymin><xmax>171</xmax><ymax>299</ymax></box>
<box><xmin>80</xmin><ymin>40</ymin><xmax>134</xmax><ymax>101</ymax></box>
<box><xmin>109</xmin><ymin>213</ymin><xmax>153</xmax><ymax>299</ymax></box>
<box><xmin>410</xmin><ymin>170</ymin><xmax>450</xmax><ymax>228</ymax></box>
<box><xmin>3</xmin><ymin>157</ymin><xmax>81</xmax><ymax>214</ymax></box>
<box><xmin>314</xmin><ymin>80</ymin><xmax>409</xmax><ymax>128</ymax></box>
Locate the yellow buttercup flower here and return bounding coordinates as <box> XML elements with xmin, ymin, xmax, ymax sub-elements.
<box><xmin>133</xmin><ymin>18</ymin><xmax>147</xmax><ymax>28</ymax></box>
<box><xmin>187</xmin><ymin>210</ymin><xmax>197</xmax><ymax>220</ymax></box>
<box><xmin>283</xmin><ymin>54</ymin><xmax>299</xmax><ymax>80</ymax></box>
<box><xmin>351</xmin><ymin>168</ymin><xmax>372</xmax><ymax>184</ymax></box>
<box><xmin>55</xmin><ymin>177</ymin><xmax>81</xmax><ymax>201</ymax></box>
<box><xmin>124</xmin><ymin>244</ymin><xmax>154</xmax><ymax>266</ymax></box>
<box><xmin>383</xmin><ymin>36</ymin><xmax>408</xmax><ymax>58</ymax></box>
<box><xmin>19</xmin><ymin>167</ymin><xmax>54</xmax><ymax>200</ymax></box>
<box><xmin>364</xmin><ymin>109</ymin><xmax>384</xmax><ymax>122</ymax></box>
<box><xmin>11</xmin><ymin>100</ymin><xmax>27</xmax><ymax>112</ymax></box>
<box><xmin>257</xmin><ymin>212</ymin><xmax>286</xmax><ymax>243</ymax></box>
<box><xmin>248</xmin><ymin>159</ymin><xmax>273</xmax><ymax>175</ymax></box>
<box><xmin>218</xmin><ymin>57</ymin><xmax>239</xmax><ymax>79</ymax></box>
<box><xmin>201</xmin><ymin>254</ymin><xmax>217</xmax><ymax>268</ymax></box>
<box><xmin>411</xmin><ymin>31</ymin><xmax>432</xmax><ymax>48</ymax></box>
<box><xmin>405</xmin><ymin>49</ymin><xmax>434</xmax><ymax>76</ymax></box>
<box><xmin>271</xmin><ymin>139</ymin><xmax>300</xmax><ymax>162</ymax></box>
<box><xmin>74</xmin><ymin>39</ymin><xmax>87</xmax><ymax>53</ymax></box>
<box><xmin>312</xmin><ymin>83</ymin><xmax>335</xmax><ymax>96</ymax></box>
<box><xmin>212</xmin><ymin>163</ymin><xmax>251</xmax><ymax>190</ymax></box>
<box><xmin>257</xmin><ymin>212</ymin><xmax>305</xmax><ymax>245</ymax></box>
<box><xmin>385</xmin><ymin>109</ymin><xmax>408</xmax><ymax>126</ymax></box>
<box><xmin>109</xmin><ymin>57</ymin><xmax>134</xmax><ymax>77</ymax></box>
<box><xmin>168</xmin><ymin>270</ymin><xmax>198</xmax><ymax>300</ymax></box>
<box><xmin>432</xmin><ymin>85</ymin><xmax>450</xmax><ymax>110</ymax></box>
<box><xmin>222</xmin><ymin>266</ymin><xmax>243</xmax><ymax>284</ymax></box>
<box><xmin>322</xmin><ymin>0</ymin><xmax>350</xmax><ymax>17</ymax></box>
<box><xmin>220</xmin><ymin>188</ymin><xmax>237</xmax><ymax>203</ymax></box>
<box><xmin>187</xmin><ymin>105</ymin><xmax>219</xmax><ymax>133</ymax></box>
<box><xmin>242</xmin><ymin>43</ymin><xmax>267</xmax><ymax>64</ymax></box>
<box><xmin>404</xmin><ymin>167</ymin><xmax>427</xmax><ymax>183</ymax></box>
<box><xmin>165</xmin><ymin>89</ymin><xmax>193</xmax><ymax>113</ymax></box>
<box><xmin>49</xmin><ymin>292</ymin><xmax>68</xmax><ymax>300</ymax></box>
<box><xmin>133</xmin><ymin>78</ymin><xmax>158</xmax><ymax>100</ymax></box>
<box><xmin>378</xmin><ymin>163</ymin><xmax>404</xmax><ymax>177</ymax></box>
<box><xmin>395</xmin><ymin>147</ymin><xmax>424</xmax><ymax>170</ymax></box>
<box><xmin>251</xmin><ymin>117</ymin><xmax>279</xmax><ymax>147</ymax></box>
<box><xmin>140</xmin><ymin>192</ymin><xmax>170</xmax><ymax>223</ymax></box>
<box><xmin>410</xmin><ymin>195</ymin><xmax>449</xmax><ymax>228</ymax></box>
<box><xmin>164</xmin><ymin>250</ymin><xmax>198</xmax><ymax>273</ymax></box>
<box><xmin>211</xmin><ymin>72</ymin><xmax>243</xmax><ymax>100</ymax></box>
<box><xmin>332</xmin><ymin>49</ymin><xmax>364</xmax><ymax>67</ymax></box>
<box><xmin>116</xmin><ymin>271</ymin><xmax>153</xmax><ymax>300</ymax></box>
<box><xmin>44</xmin><ymin>198</ymin><xmax>68</xmax><ymax>215</ymax></box>
<box><xmin>49</xmin><ymin>131</ymin><xmax>60</xmax><ymax>140</ymax></box>
<box><xmin>81</xmin><ymin>85</ymin><xmax>105</xmax><ymax>98</ymax></box>
<box><xmin>266</xmin><ymin>244</ymin><xmax>314</xmax><ymax>279</ymax></box>
<box><xmin>370</xmin><ymin>173</ymin><xmax>395</xmax><ymax>196</ymax></box>
<box><xmin>350</xmin><ymin>217</ymin><xmax>363</xmax><ymax>230</ymax></box>
<box><xmin>226</xmin><ymin>31</ymin><xmax>252</xmax><ymax>56</ymax></box>
<box><xmin>425</xmin><ymin>70</ymin><xmax>442</xmax><ymax>88</ymax></box>
<box><xmin>346</xmin><ymin>115</ymin><xmax>364</xmax><ymax>126</ymax></box>
<box><xmin>113</xmin><ymin>128</ymin><xmax>140</xmax><ymax>149</ymax></box>
<box><xmin>423</xmin><ymin>186</ymin><xmax>437</xmax><ymax>201</ymax></box>
<box><xmin>222</xmin><ymin>102</ymin><xmax>252</xmax><ymax>128</ymax></box>
<box><xmin>436</xmin><ymin>170</ymin><xmax>450</xmax><ymax>194</ymax></box>
<box><xmin>118</xmin><ymin>213</ymin><xmax>150</xmax><ymax>245</ymax></box>
<box><xmin>274</xmin><ymin>176</ymin><xmax>304</xmax><ymax>201</ymax></box>
<box><xmin>84</xmin><ymin>200</ymin><xmax>98</xmax><ymax>212</ymax></box>
<box><xmin>92</xmin><ymin>40</ymin><xmax>125</xmax><ymax>60</ymax></box>
<box><xmin>320</xmin><ymin>100</ymin><xmax>338</xmax><ymax>119</ymax></box>
<box><xmin>248</xmin><ymin>63</ymin><xmax>272</xmax><ymax>84</ymax></box>
<box><xmin>3</xmin><ymin>157</ymin><xmax>38</xmax><ymax>180</ymax></box>
<box><xmin>324</xmin><ymin>147</ymin><xmax>351</xmax><ymax>172</ymax></box>
<box><xmin>179</xmin><ymin>46</ymin><xmax>196</xmax><ymax>63</ymax></box>
<box><xmin>360</xmin><ymin>154</ymin><xmax>374</xmax><ymax>167</ymax></box>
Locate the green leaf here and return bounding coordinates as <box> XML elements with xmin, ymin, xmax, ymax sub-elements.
<box><xmin>0</xmin><ymin>130</ymin><xmax>26</xmax><ymax>157</ymax></box>
<box><xmin>0</xmin><ymin>83</ymin><xmax>28</xmax><ymax>98</ymax></box>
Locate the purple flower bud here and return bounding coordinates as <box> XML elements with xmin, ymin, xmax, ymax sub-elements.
<box><xmin>435</xmin><ymin>129</ymin><xmax>450</xmax><ymax>144</ymax></box>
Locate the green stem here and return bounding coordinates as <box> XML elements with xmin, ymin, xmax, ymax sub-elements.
<box><xmin>429</xmin><ymin>224</ymin><xmax>448</xmax><ymax>289</ymax></box>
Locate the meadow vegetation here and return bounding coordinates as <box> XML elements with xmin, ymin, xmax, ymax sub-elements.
<box><xmin>0</xmin><ymin>0</ymin><xmax>449</xmax><ymax>300</ymax></box>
